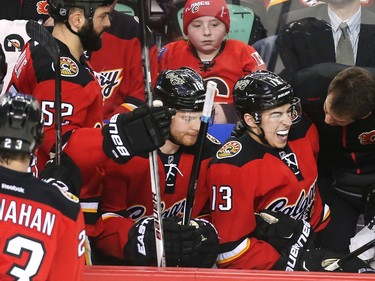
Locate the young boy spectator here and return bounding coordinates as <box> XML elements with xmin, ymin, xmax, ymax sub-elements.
<box><xmin>158</xmin><ymin>0</ymin><xmax>266</xmax><ymax>124</ymax></box>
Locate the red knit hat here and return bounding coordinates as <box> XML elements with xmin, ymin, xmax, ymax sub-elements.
<box><xmin>183</xmin><ymin>0</ymin><xmax>230</xmax><ymax>36</ymax></box>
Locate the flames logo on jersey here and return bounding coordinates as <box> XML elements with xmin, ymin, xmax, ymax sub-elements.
<box><xmin>358</xmin><ymin>130</ymin><xmax>375</xmax><ymax>145</ymax></box>
<box><xmin>36</xmin><ymin>1</ymin><xmax>49</xmax><ymax>15</ymax></box>
<box><xmin>59</xmin><ymin>57</ymin><xmax>79</xmax><ymax>77</ymax></box>
<box><xmin>96</xmin><ymin>69</ymin><xmax>123</xmax><ymax>100</ymax></box>
<box><xmin>204</xmin><ymin>77</ymin><xmax>229</xmax><ymax>99</ymax></box>
<box><xmin>217</xmin><ymin>140</ymin><xmax>242</xmax><ymax>159</ymax></box>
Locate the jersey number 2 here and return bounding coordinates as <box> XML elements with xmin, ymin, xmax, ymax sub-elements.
<box><xmin>4</xmin><ymin>235</ymin><xmax>45</xmax><ymax>280</ymax></box>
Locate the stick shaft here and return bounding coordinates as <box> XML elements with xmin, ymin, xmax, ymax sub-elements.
<box><xmin>54</xmin><ymin>56</ymin><xmax>62</xmax><ymax>166</ymax></box>
<box><xmin>182</xmin><ymin>81</ymin><xmax>217</xmax><ymax>225</ymax></box>
<box><xmin>138</xmin><ymin>1</ymin><xmax>166</xmax><ymax>267</ymax></box>
<box><xmin>26</xmin><ymin>20</ymin><xmax>61</xmax><ymax>166</ymax></box>
<box><xmin>324</xmin><ymin>238</ymin><xmax>375</xmax><ymax>271</ymax></box>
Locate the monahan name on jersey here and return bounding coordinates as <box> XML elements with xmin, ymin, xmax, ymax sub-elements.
<box><xmin>0</xmin><ymin>195</ymin><xmax>56</xmax><ymax>236</ymax></box>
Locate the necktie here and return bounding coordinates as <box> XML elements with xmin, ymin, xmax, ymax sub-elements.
<box><xmin>336</xmin><ymin>22</ymin><xmax>355</xmax><ymax>65</ymax></box>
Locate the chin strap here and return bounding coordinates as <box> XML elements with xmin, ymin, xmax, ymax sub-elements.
<box><xmin>248</xmin><ymin>126</ymin><xmax>269</xmax><ymax>145</ymax></box>
<box><xmin>65</xmin><ymin>21</ymin><xmax>80</xmax><ymax>36</ymax></box>
<box><xmin>64</xmin><ymin>19</ymin><xmax>93</xmax><ymax>40</ymax></box>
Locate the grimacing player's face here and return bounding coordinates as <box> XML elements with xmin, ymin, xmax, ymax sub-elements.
<box><xmin>259</xmin><ymin>103</ymin><xmax>293</xmax><ymax>149</ymax></box>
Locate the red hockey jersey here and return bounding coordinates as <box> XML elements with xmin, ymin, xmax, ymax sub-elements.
<box><xmin>94</xmin><ymin>136</ymin><xmax>220</xmax><ymax>259</ymax></box>
<box><xmin>207</xmin><ymin>115</ymin><xmax>330</xmax><ymax>269</ymax></box>
<box><xmin>8</xmin><ymin>38</ymin><xmax>108</xmax><ymax>237</ymax></box>
<box><xmin>0</xmin><ymin>166</ymin><xmax>85</xmax><ymax>281</ymax></box>
<box><xmin>88</xmin><ymin>11</ymin><xmax>157</xmax><ymax>120</ymax></box>
<box><xmin>8</xmin><ymin>38</ymin><xmax>104</xmax><ymax>170</ymax></box>
<box><xmin>158</xmin><ymin>39</ymin><xmax>266</xmax><ymax>104</ymax></box>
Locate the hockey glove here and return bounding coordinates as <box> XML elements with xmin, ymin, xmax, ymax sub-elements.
<box><xmin>253</xmin><ymin>209</ymin><xmax>315</xmax><ymax>253</ymax></box>
<box><xmin>124</xmin><ymin>216</ymin><xmax>219</xmax><ymax>267</ymax></box>
<box><xmin>273</xmin><ymin>247</ymin><xmax>375</xmax><ymax>273</ymax></box>
<box><xmin>102</xmin><ymin>105</ymin><xmax>175</xmax><ymax>164</ymax></box>
<box><xmin>231</xmin><ymin>121</ymin><xmax>246</xmax><ymax>138</ymax></box>
<box><xmin>40</xmin><ymin>152</ymin><xmax>82</xmax><ymax>196</ymax></box>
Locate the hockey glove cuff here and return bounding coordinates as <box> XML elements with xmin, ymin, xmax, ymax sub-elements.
<box><xmin>273</xmin><ymin>247</ymin><xmax>375</xmax><ymax>273</ymax></box>
<box><xmin>124</xmin><ymin>217</ymin><xmax>219</xmax><ymax>267</ymax></box>
<box><xmin>40</xmin><ymin>152</ymin><xmax>82</xmax><ymax>196</ymax></box>
<box><xmin>102</xmin><ymin>105</ymin><xmax>175</xmax><ymax>164</ymax></box>
<box><xmin>253</xmin><ymin>209</ymin><xmax>315</xmax><ymax>253</ymax></box>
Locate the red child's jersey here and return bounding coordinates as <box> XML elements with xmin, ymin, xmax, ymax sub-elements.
<box><xmin>207</xmin><ymin>115</ymin><xmax>330</xmax><ymax>269</ymax></box>
<box><xmin>0</xmin><ymin>166</ymin><xmax>85</xmax><ymax>281</ymax></box>
<box><xmin>158</xmin><ymin>39</ymin><xmax>266</xmax><ymax>104</ymax></box>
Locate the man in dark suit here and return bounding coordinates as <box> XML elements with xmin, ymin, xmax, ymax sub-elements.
<box><xmin>275</xmin><ymin>0</ymin><xmax>375</xmax><ymax>82</ymax></box>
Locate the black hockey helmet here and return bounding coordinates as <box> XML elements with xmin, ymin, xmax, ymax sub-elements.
<box><xmin>47</xmin><ymin>0</ymin><xmax>114</xmax><ymax>21</ymax></box>
<box><xmin>0</xmin><ymin>43</ymin><xmax>7</xmax><ymax>85</ymax></box>
<box><xmin>0</xmin><ymin>92</ymin><xmax>44</xmax><ymax>153</ymax></box>
<box><xmin>154</xmin><ymin>67</ymin><xmax>206</xmax><ymax>112</ymax></box>
<box><xmin>233</xmin><ymin>70</ymin><xmax>300</xmax><ymax>123</ymax></box>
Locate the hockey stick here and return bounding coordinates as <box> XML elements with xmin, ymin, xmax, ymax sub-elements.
<box><xmin>324</xmin><ymin>238</ymin><xmax>375</xmax><ymax>271</ymax></box>
<box><xmin>26</xmin><ymin>20</ymin><xmax>62</xmax><ymax>166</ymax></box>
<box><xmin>138</xmin><ymin>0</ymin><xmax>166</xmax><ymax>267</ymax></box>
<box><xmin>182</xmin><ymin>81</ymin><xmax>217</xmax><ymax>225</ymax></box>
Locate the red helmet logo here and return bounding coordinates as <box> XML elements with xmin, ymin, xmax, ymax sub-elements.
<box><xmin>36</xmin><ymin>1</ymin><xmax>49</xmax><ymax>15</ymax></box>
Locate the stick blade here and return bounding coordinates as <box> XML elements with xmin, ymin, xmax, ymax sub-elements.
<box><xmin>26</xmin><ymin>20</ymin><xmax>60</xmax><ymax>60</ymax></box>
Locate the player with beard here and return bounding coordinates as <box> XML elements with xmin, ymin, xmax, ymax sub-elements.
<box><xmin>7</xmin><ymin>0</ymin><xmax>114</xmax><ymax>171</ymax></box>
<box><xmin>6</xmin><ymin>0</ymin><xmax>175</xmax><ymax>254</ymax></box>
<box><xmin>93</xmin><ymin>67</ymin><xmax>220</xmax><ymax>267</ymax></box>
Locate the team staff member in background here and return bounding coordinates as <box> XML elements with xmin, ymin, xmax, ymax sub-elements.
<box><xmin>94</xmin><ymin>67</ymin><xmax>220</xmax><ymax>267</ymax></box>
<box><xmin>293</xmin><ymin>64</ymin><xmax>375</xmax><ymax>254</ymax></box>
<box><xmin>7</xmin><ymin>0</ymin><xmax>174</xmax><ymax>248</ymax></box>
<box><xmin>0</xmin><ymin>92</ymin><xmax>85</xmax><ymax>281</ymax></box>
<box><xmin>158</xmin><ymin>0</ymin><xmax>266</xmax><ymax>124</ymax></box>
